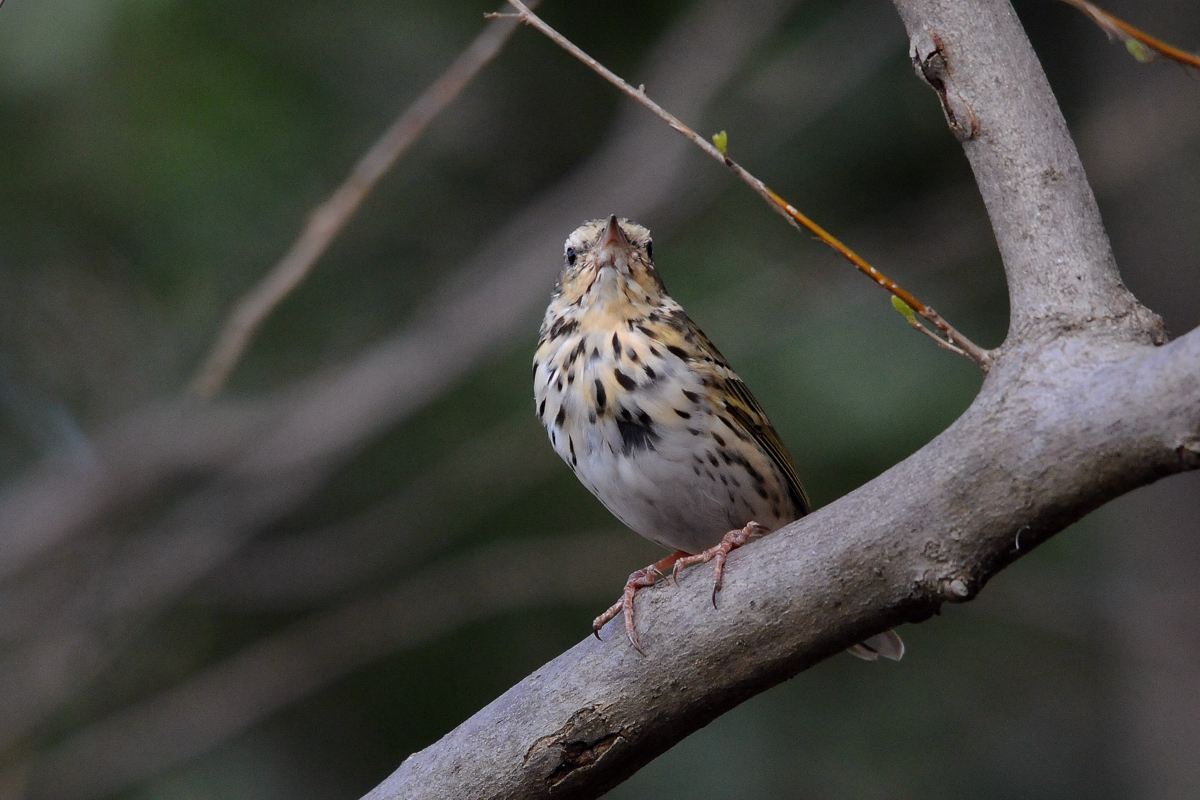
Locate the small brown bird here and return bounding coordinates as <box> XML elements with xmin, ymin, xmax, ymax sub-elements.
<box><xmin>534</xmin><ymin>216</ymin><xmax>902</xmax><ymax>659</ymax></box>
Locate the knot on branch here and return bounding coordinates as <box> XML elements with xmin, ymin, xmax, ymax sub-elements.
<box><xmin>943</xmin><ymin>576</ymin><xmax>975</xmax><ymax>602</ymax></box>
<box><xmin>1177</xmin><ymin>439</ymin><xmax>1200</xmax><ymax>470</ymax></box>
<box><xmin>524</xmin><ymin>705</ymin><xmax>626</xmax><ymax>789</ymax></box>
<box><xmin>909</xmin><ymin>31</ymin><xmax>978</xmax><ymax>142</ymax></box>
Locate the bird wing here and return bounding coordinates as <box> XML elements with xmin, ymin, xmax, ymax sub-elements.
<box><xmin>685</xmin><ymin>318</ymin><xmax>812</xmax><ymax>516</ymax></box>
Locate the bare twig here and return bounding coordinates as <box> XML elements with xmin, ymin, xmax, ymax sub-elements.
<box><xmin>188</xmin><ymin>1</ymin><xmax>540</xmax><ymax>398</ymax></box>
<box><xmin>499</xmin><ymin>0</ymin><xmax>991</xmax><ymax>370</ymax></box>
<box><xmin>1060</xmin><ymin>0</ymin><xmax>1200</xmax><ymax>69</ymax></box>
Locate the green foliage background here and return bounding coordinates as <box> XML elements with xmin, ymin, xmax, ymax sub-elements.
<box><xmin>0</xmin><ymin>0</ymin><xmax>1197</xmax><ymax>798</ymax></box>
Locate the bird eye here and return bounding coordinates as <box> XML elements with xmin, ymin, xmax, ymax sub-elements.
<box><xmin>645</xmin><ymin>241</ymin><xmax>653</xmax><ymax>261</ymax></box>
<box><xmin>566</xmin><ymin>247</ymin><xmax>577</xmax><ymax>266</ymax></box>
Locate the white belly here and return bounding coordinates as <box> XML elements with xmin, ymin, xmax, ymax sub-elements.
<box><xmin>535</xmin><ymin>330</ymin><xmax>799</xmax><ymax>555</ymax></box>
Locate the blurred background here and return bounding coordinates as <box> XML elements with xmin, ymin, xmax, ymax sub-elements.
<box><xmin>0</xmin><ymin>0</ymin><xmax>1197</xmax><ymax>797</ymax></box>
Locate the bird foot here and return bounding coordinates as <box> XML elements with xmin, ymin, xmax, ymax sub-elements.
<box><xmin>593</xmin><ymin>550</ymin><xmax>687</xmax><ymax>655</ymax></box>
<box><xmin>671</xmin><ymin>521</ymin><xmax>771</xmax><ymax>607</ymax></box>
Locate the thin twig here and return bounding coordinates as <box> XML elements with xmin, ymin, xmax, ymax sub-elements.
<box><xmin>499</xmin><ymin>0</ymin><xmax>991</xmax><ymax>370</ymax></box>
<box><xmin>188</xmin><ymin>1</ymin><xmax>540</xmax><ymax>398</ymax></box>
<box><xmin>1059</xmin><ymin>0</ymin><xmax>1200</xmax><ymax>69</ymax></box>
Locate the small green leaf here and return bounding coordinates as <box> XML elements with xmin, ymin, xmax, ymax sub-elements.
<box><xmin>712</xmin><ymin>130</ymin><xmax>728</xmax><ymax>156</ymax></box>
<box><xmin>1125</xmin><ymin>38</ymin><xmax>1154</xmax><ymax>63</ymax></box>
<box><xmin>891</xmin><ymin>295</ymin><xmax>917</xmax><ymax>323</ymax></box>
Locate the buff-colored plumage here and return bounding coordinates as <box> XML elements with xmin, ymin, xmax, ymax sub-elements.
<box><xmin>535</xmin><ymin>217</ymin><xmax>808</xmax><ymax>554</ymax></box>
<box><xmin>534</xmin><ymin>216</ymin><xmax>902</xmax><ymax>660</ymax></box>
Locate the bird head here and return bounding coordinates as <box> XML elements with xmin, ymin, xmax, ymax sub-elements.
<box><xmin>556</xmin><ymin>215</ymin><xmax>665</xmax><ymax>305</ymax></box>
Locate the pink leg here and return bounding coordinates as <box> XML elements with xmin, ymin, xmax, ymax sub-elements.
<box><xmin>593</xmin><ymin>550</ymin><xmax>687</xmax><ymax>655</ymax></box>
<box><xmin>671</xmin><ymin>521</ymin><xmax>771</xmax><ymax>607</ymax></box>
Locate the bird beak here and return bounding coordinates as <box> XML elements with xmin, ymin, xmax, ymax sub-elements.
<box><xmin>595</xmin><ymin>215</ymin><xmax>634</xmax><ymax>266</ymax></box>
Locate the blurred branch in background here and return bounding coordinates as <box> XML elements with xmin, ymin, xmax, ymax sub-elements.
<box><xmin>12</xmin><ymin>533</ymin><xmax>639</xmax><ymax>800</ymax></box>
<box><xmin>197</xmin><ymin>416</ymin><xmax>552</xmax><ymax>609</ymax></box>
<box><xmin>188</xmin><ymin>1</ymin><xmax>541</xmax><ymax>399</ymax></box>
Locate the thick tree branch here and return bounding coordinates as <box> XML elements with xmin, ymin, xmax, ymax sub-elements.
<box><xmin>368</xmin><ymin>328</ymin><xmax>1200</xmax><ymax>800</ymax></box>
<box><xmin>359</xmin><ymin>1</ymin><xmax>1199</xmax><ymax>798</ymax></box>
<box><xmin>895</xmin><ymin>0</ymin><xmax>1161</xmax><ymax>341</ymax></box>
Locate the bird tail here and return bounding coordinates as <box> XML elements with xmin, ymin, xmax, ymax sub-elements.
<box><xmin>846</xmin><ymin>629</ymin><xmax>905</xmax><ymax>661</ymax></box>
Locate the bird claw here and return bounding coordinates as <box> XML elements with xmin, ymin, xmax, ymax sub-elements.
<box><xmin>592</xmin><ymin>551</ymin><xmax>687</xmax><ymax>655</ymax></box>
<box><xmin>670</xmin><ymin>521</ymin><xmax>770</xmax><ymax>608</ymax></box>
<box><xmin>592</xmin><ymin>525</ymin><xmax>768</xmax><ymax>653</ymax></box>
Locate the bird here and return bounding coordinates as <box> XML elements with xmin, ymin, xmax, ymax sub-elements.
<box><xmin>533</xmin><ymin>215</ymin><xmax>902</xmax><ymax>660</ymax></box>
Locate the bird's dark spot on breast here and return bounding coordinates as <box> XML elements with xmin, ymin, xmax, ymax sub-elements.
<box><xmin>612</xmin><ymin>332</ymin><xmax>622</xmax><ymax>359</ymax></box>
<box><xmin>687</xmin><ymin>427</ymin><xmax>701</xmax><ymax>436</ymax></box>
<box><xmin>674</xmin><ymin>408</ymin><xmax>691</xmax><ymax>419</ymax></box>
<box><xmin>555</xmin><ymin>406</ymin><xmax>566</xmax><ymax>427</ymax></box>
<box><xmin>637</xmin><ymin>410</ymin><xmax>653</xmax><ymax>426</ymax></box>
<box><xmin>636</xmin><ymin>324</ymin><xmax>655</xmax><ymax>338</ymax></box>
<box><xmin>567</xmin><ymin>370</ymin><xmax>575</xmax><ymax>384</ymax></box>
<box><xmin>620</xmin><ymin>407</ymin><xmax>632</xmax><ymax>421</ymax></box>
<box><xmin>712</xmin><ymin>432</ymin><xmax>726</xmax><ymax>447</ymax></box>
<box><xmin>614</xmin><ymin>369</ymin><xmax>636</xmax><ymax>390</ymax></box>
<box><xmin>755</xmin><ymin>485</ymin><xmax>769</xmax><ymax>500</ymax></box>
<box><xmin>643</xmin><ymin>365</ymin><xmax>656</xmax><ymax>379</ymax></box>
<box><xmin>569</xmin><ymin>436</ymin><xmax>577</xmax><ymax>466</ymax></box>
<box><xmin>707</xmin><ymin>452</ymin><xmax>719</xmax><ymax>467</ymax></box>
<box><xmin>627</xmin><ymin>348</ymin><xmax>639</xmax><ymax>362</ymax></box>
<box><xmin>648</xmin><ymin>346</ymin><xmax>662</xmax><ymax>358</ymax></box>
<box><xmin>667</xmin><ymin>345</ymin><xmax>688</xmax><ymax>360</ymax></box>
<box><xmin>594</xmin><ymin>380</ymin><xmax>607</xmax><ymax>412</ymax></box>
<box><xmin>617</xmin><ymin>416</ymin><xmax>659</xmax><ymax>455</ymax></box>
<box><xmin>532</xmin><ymin>360</ymin><xmax>539</xmax><ymax>378</ymax></box>
<box><xmin>538</xmin><ymin>399</ymin><xmax>546</xmax><ymax>419</ymax></box>
<box><xmin>682</xmin><ymin>389</ymin><xmax>700</xmax><ymax>403</ymax></box>
<box><xmin>590</xmin><ymin>347</ymin><xmax>600</xmax><ymax>362</ymax></box>
<box><xmin>548</xmin><ymin>317</ymin><xmax>579</xmax><ymax>340</ymax></box>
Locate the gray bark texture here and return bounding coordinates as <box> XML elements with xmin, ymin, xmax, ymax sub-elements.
<box><xmin>363</xmin><ymin>1</ymin><xmax>1200</xmax><ymax>798</ymax></box>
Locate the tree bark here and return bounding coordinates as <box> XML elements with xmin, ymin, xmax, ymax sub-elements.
<box><xmin>361</xmin><ymin>1</ymin><xmax>1200</xmax><ymax>798</ymax></box>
